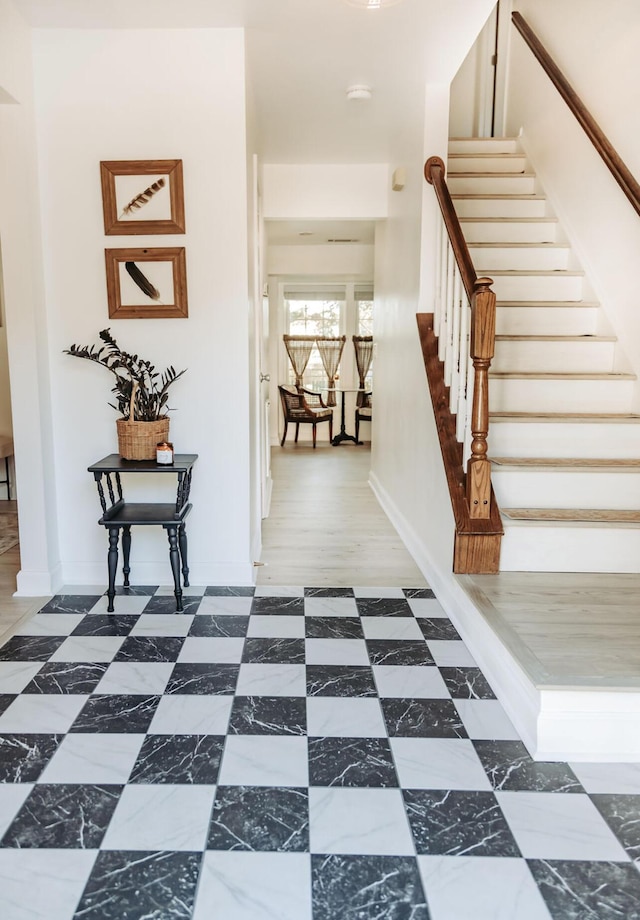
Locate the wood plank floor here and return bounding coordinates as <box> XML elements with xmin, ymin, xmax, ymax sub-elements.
<box><xmin>257</xmin><ymin>444</ymin><xmax>428</xmax><ymax>587</ymax></box>
<box><xmin>0</xmin><ymin>501</ymin><xmax>49</xmax><ymax>645</ymax></box>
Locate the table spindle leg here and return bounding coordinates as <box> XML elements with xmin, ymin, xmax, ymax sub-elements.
<box><xmin>166</xmin><ymin>526</ymin><xmax>183</xmax><ymax>612</ymax></box>
<box><xmin>178</xmin><ymin>524</ymin><xmax>190</xmax><ymax>587</ymax></box>
<box><xmin>107</xmin><ymin>527</ymin><xmax>119</xmax><ymax>612</ymax></box>
<box><xmin>121</xmin><ymin>525</ymin><xmax>132</xmax><ymax>587</ymax></box>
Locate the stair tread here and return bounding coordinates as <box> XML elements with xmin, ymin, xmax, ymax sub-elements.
<box><xmin>496</xmin><ymin>301</ymin><xmax>599</xmax><ymax>307</ymax></box>
<box><xmin>482</xmin><ymin>270</ymin><xmax>584</xmax><ymax>276</ymax></box>
<box><xmin>449</xmin><ymin>136</ymin><xmax>521</xmax><ymax>141</ymax></box>
<box><xmin>491</xmin><ymin>457</ymin><xmax>640</xmax><ymax>469</ymax></box>
<box><xmin>495</xmin><ymin>335</ymin><xmax>616</xmax><ymax>342</ymax></box>
<box><xmin>460</xmin><ymin>217</ymin><xmax>558</xmax><ymax>223</ymax></box>
<box><xmin>503</xmin><ymin>508</ymin><xmax>640</xmax><ymax>523</ymax></box>
<box><xmin>490</xmin><ymin>412</ymin><xmax>640</xmax><ymax>422</ymax></box>
<box><xmin>470</xmin><ymin>242</ymin><xmax>567</xmax><ymax>248</ymax></box>
<box><xmin>450</xmin><ymin>172</ymin><xmax>535</xmax><ymax>179</ymax></box>
<box><xmin>449</xmin><ymin>152</ymin><xmax>526</xmax><ymax>158</ymax></box>
<box><xmin>452</xmin><ymin>194</ymin><xmax>546</xmax><ymax>200</ymax></box>
<box><xmin>490</xmin><ymin>372</ymin><xmax>635</xmax><ymax>380</ymax></box>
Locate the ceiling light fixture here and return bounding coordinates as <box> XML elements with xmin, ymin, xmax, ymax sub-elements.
<box><xmin>346</xmin><ymin>84</ymin><xmax>372</xmax><ymax>101</ymax></box>
<box><xmin>344</xmin><ymin>0</ymin><xmax>404</xmax><ymax>9</ymax></box>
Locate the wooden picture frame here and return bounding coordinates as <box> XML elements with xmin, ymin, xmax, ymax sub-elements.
<box><xmin>105</xmin><ymin>247</ymin><xmax>188</xmax><ymax>319</ymax></box>
<box><xmin>100</xmin><ymin>159</ymin><xmax>186</xmax><ymax>235</ymax></box>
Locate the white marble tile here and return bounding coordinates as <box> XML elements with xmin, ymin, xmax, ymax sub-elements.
<box><xmin>0</xmin><ymin>694</ymin><xmax>87</xmax><ymax>733</ymax></box>
<box><xmin>0</xmin><ymin>850</ymin><xmax>97</xmax><ymax>920</ymax></box>
<box><xmin>305</xmin><ymin>638</ymin><xmax>369</xmax><ymax>666</ymax></box>
<box><xmin>39</xmin><ymin>733</ymin><xmax>145</xmax><ymax>784</ymax></box>
<box><xmin>496</xmin><ymin>791</ymin><xmax>629</xmax><ymax>861</ymax></box>
<box><xmin>0</xmin><ymin>785</ymin><xmax>33</xmax><ymax>838</ymax></box>
<box><xmin>352</xmin><ymin>587</ymin><xmax>406</xmax><ymax>598</ymax></box>
<box><xmin>49</xmin><ymin>636</ymin><xmax>124</xmax><ymax>662</ymax></box>
<box><xmin>303</xmin><ymin>597</ymin><xmax>358</xmax><ymax>618</ymax></box>
<box><xmin>177</xmin><ymin>637</ymin><xmax>245</xmax><ymax>664</ymax></box>
<box><xmin>148</xmin><ymin>694</ymin><xmax>232</xmax><ymax>735</ymax></box>
<box><xmin>94</xmin><ymin>662</ymin><xmax>174</xmax><ymax>695</ymax></box>
<box><xmin>87</xmin><ymin>595</ymin><xmax>152</xmax><ymax>615</ymax></box>
<box><xmin>309</xmin><ymin>787</ymin><xmax>414</xmax><ymax>855</ymax></box>
<box><xmin>361</xmin><ymin>617</ymin><xmax>424</xmax><ymax>640</ymax></box>
<box><xmin>373</xmin><ymin>665</ymin><xmax>450</xmax><ymax>699</ymax></box>
<box><xmin>391</xmin><ymin>738</ymin><xmax>492</xmax><ymax>790</ymax></box>
<box><xmin>247</xmin><ymin>615</ymin><xmax>305</xmax><ymax>638</ymax></box>
<box><xmin>254</xmin><ymin>586</ymin><xmax>305</xmax><ymax>597</ymax></box>
<box><xmin>13</xmin><ymin>614</ymin><xmax>85</xmax><ymax>636</ymax></box>
<box><xmin>197</xmin><ymin>596</ymin><xmax>253</xmax><ymax>616</ymax></box>
<box><xmin>0</xmin><ymin>662</ymin><xmax>42</xmax><ymax>693</ymax></box>
<box><xmin>236</xmin><ymin>663</ymin><xmax>307</xmax><ymax>697</ymax></box>
<box><xmin>307</xmin><ymin>697</ymin><xmax>386</xmax><ymax>737</ymax></box>
<box><xmin>219</xmin><ymin>736</ymin><xmax>308</xmax><ymax>787</ymax></box>
<box><xmin>408</xmin><ymin>598</ymin><xmax>448</xmax><ymax>618</ymax></box>
<box><xmin>130</xmin><ymin>614</ymin><xmax>195</xmax><ymax>636</ymax></box>
<box><xmin>454</xmin><ymin>700</ymin><xmax>521</xmax><ymax>741</ymax></box>
<box><xmin>102</xmin><ymin>784</ymin><xmax>216</xmax><ymax>851</ymax></box>
<box><xmin>418</xmin><ymin>855</ymin><xmax>553</xmax><ymax>920</ymax></box>
<box><xmin>58</xmin><ymin>584</ymin><xmax>106</xmax><ymax>595</ymax></box>
<box><xmin>193</xmin><ymin>852</ymin><xmax>312</xmax><ymax>920</ymax></box>
<box><xmin>155</xmin><ymin>585</ymin><xmax>206</xmax><ymax>596</ymax></box>
<box><xmin>428</xmin><ymin>640</ymin><xmax>477</xmax><ymax>667</ymax></box>
<box><xmin>568</xmin><ymin>761</ymin><xmax>640</xmax><ymax>794</ymax></box>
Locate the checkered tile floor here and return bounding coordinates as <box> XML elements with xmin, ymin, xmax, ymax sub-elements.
<box><xmin>0</xmin><ymin>585</ymin><xmax>639</xmax><ymax>919</ymax></box>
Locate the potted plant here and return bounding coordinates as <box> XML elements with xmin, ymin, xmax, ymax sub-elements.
<box><xmin>64</xmin><ymin>328</ymin><xmax>186</xmax><ymax>460</ymax></box>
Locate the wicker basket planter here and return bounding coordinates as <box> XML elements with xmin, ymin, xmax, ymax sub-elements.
<box><xmin>116</xmin><ymin>417</ymin><xmax>170</xmax><ymax>461</ymax></box>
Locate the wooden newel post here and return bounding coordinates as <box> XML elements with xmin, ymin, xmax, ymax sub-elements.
<box><xmin>467</xmin><ymin>277</ymin><xmax>496</xmax><ymax>519</ymax></box>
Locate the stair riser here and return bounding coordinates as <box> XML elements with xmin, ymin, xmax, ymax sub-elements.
<box><xmin>448</xmin><ymin>175</ymin><xmax>537</xmax><ymax>195</ymax></box>
<box><xmin>471</xmin><ymin>246</ymin><xmax>570</xmax><ymax>271</ymax></box>
<box><xmin>489</xmin><ymin>421</ymin><xmax>640</xmax><ymax>460</ymax></box>
<box><xmin>499</xmin><ymin>524</ymin><xmax>640</xmax><ymax>573</ymax></box>
<box><xmin>449</xmin><ymin>155</ymin><xmax>528</xmax><ymax>173</ymax></box>
<box><xmin>489</xmin><ymin>274</ymin><xmax>584</xmax><ymax>301</ymax></box>
<box><xmin>492</xmin><ymin>340</ymin><xmax>615</xmax><ymax>373</ymax></box>
<box><xmin>489</xmin><ymin>378</ymin><xmax>634</xmax><ymax>414</ymax></box>
<box><xmin>453</xmin><ymin>197</ymin><xmax>548</xmax><ymax>218</ymax></box>
<box><xmin>495</xmin><ymin>306</ymin><xmax>599</xmax><ymax>336</ymax></box>
<box><xmin>492</xmin><ymin>470</ymin><xmax>640</xmax><ymax>510</ymax></box>
<box><xmin>461</xmin><ymin>221</ymin><xmax>558</xmax><ymax>243</ymax></box>
<box><xmin>449</xmin><ymin>139</ymin><xmax>521</xmax><ymax>154</ymax></box>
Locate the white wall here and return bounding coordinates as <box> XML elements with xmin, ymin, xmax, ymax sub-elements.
<box><xmin>268</xmin><ymin>244</ymin><xmax>373</xmax><ymax>278</ymax></box>
<box><xmin>32</xmin><ymin>27</ymin><xmax>253</xmax><ymax>587</ymax></box>
<box><xmin>507</xmin><ymin>0</ymin><xmax>640</xmax><ymax>403</ymax></box>
<box><xmin>262</xmin><ymin>165</ymin><xmax>388</xmax><ymax>220</ymax></box>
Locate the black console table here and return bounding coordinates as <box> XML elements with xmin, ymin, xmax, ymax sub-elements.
<box><xmin>88</xmin><ymin>453</ymin><xmax>198</xmax><ymax>613</ymax></box>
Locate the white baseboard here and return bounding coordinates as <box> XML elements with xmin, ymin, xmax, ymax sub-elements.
<box><xmin>14</xmin><ymin>567</ymin><xmax>57</xmax><ymax>597</ymax></box>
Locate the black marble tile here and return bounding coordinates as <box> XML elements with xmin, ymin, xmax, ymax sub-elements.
<box><xmin>306</xmin><ymin>665</ymin><xmax>378</xmax><ymax>698</ymax></box>
<box><xmin>138</xmin><ymin>596</ymin><xmax>202</xmax><ymax>616</ymax></box>
<box><xmin>113</xmin><ymin>636</ymin><xmax>184</xmax><ymax>662</ymax></box>
<box><xmin>73</xmin><ymin>850</ymin><xmax>201</xmax><ymax>920</ymax></box>
<box><xmin>1</xmin><ymin>783</ymin><xmax>121</xmax><ymax>848</ymax></box>
<box><xmin>112</xmin><ymin>585</ymin><xmax>159</xmax><ymax>597</ymax></box>
<box><xmin>403</xmin><ymin>789</ymin><xmax>521</xmax><ymax>857</ymax></box>
<box><xmin>207</xmin><ymin>786</ymin><xmax>309</xmax><ymax>852</ymax></box>
<box><xmin>403</xmin><ymin>588</ymin><xmax>436</xmax><ymax>599</ymax></box>
<box><xmin>0</xmin><ymin>694</ymin><xmax>16</xmax><ymax>715</ymax></box>
<box><xmin>188</xmin><ymin>615</ymin><xmax>249</xmax><ymax>638</ymax></box>
<box><xmin>250</xmin><ymin>596</ymin><xmax>305</xmax><ymax>616</ymax></box>
<box><xmin>439</xmin><ymin>666</ymin><xmax>496</xmax><ymax>699</ymax></box>
<box><xmin>0</xmin><ymin>635</ymin><xmax>66</xmax><ymax>661</ymax></box>
<box><xmin>229</xmin><ymin>696</ymin><xmax>307</xmax><ymax>735</ymax></box>
<box><xmin>69</xmin><ymin>695</ymin><xmax>161</xmax><ymax>733</ymax></box>
<box><xmin>474</xmin><ymin>741</ymin><xmax>583</xmax><ymax>793</ymax></box>
<box><xmin>356</xmin><ymin>598</ymin><xmax>413</xmax><ymax>618</ymax></box>
<box><xmin>591</xmin><ymin>795</ymin><xmax>640</xmax><ymax>861</ymax></box>
<box><xmin>205</xmin><ymin>586</ymin><xmax>255</xmax><ymax>596</ymax></box>
<box><xmin>304</xmin><ymin>587</ymin><xmax>355</xmax><ymax>597</ymax></box>
<box><xmin>0</xmin><ymin>733</ymin><xmax>63</xmax><ymax>782</ymax></box>
<box><xmin>241</xmin><ymin>638</ymin><xmax>305</xmax><ymax>664</ymax></box>
<box><xmin>38</xmin><ymin>595</ymin><xmax>101</xmax><ymax>614</ymax></box>
<box><xmin>417</xmin><ymin>618</ymin><xmax>461</xmax><ymax>640</ymax></box>
<box><xmin>312</xmin><ymin>854</ymin><xmax>429</xmax><ymax>920</ymax></box>
<box><xmin>129</xmin><ymin>734</ymin><xmax>225</xmax><ymax>784</ymax></box>
<box><xmin>366</xmin><ymin>640</ymin><xmax>434</xmax><ymax>667</ymax></box>
<box><xmin>381</xmin><ymin>698</ymin><xmax>468</xmax><ymax>738</ymax></box>
<box><xmin>528</xmin><ymin>858</ymin><xmax>640</xmax><ymax>920</ymax></box>
<box><xmin>22</xmin><ymin>662</ymin><xmax>108</xmax><ymax>695</ymax></box>
<box><xmin>71</xmin><ymin>615</ymin><xmax>140</xmax><ymax>637</ymax></box>
<box><xmin>305</xmin><ymin>617</ymin><xmax>364</xmax><ymax>639</ymax></box>
<box><xmin>165</xmin><ymin>663</ymin><xmax>239</xmax><ymax>695</ymax></box>
<box><xmin>308</xmin><ymin>737</ymin><xmax>398</xmax><ymax>787</ymax></box>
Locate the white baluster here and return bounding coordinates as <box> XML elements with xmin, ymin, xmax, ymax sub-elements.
<box><xmin>449</xmin><ymin>265</ymin><xmax>462</xmax><ymax>415</ymax></box>
<box><xmin>443</xmin><ymin>241</ymin><xmax>455</xmax><ymax>386</ymax></box>
<box><xmin>456</xmin><ymin>295</ymin><xmax>471</xmax><ymax>443</ymax></box>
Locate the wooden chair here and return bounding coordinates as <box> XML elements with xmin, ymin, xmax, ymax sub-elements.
<box><xmin>278</xmin><ymin>385</ymin><xmax>333</xmax><ymax>448</ymax></box>
<box><xmin>355</xmin><ymin>392</ymin><xmax>372</xmax><ymax>444</ymax></box>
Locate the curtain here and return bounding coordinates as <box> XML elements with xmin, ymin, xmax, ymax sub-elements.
<box><xmin>353</xmin><ymin>335</ymin><xmax>374</xmax><ymax>406</ymax></box>
<box><xmin>283</xmin><ymin>335</ymin><xmax>315</xmax><ymax>388</ymax></box>
<box><xmin>316</xmin><ymin>336</ymin><xmax>345</xmax><ymax>406</ymax></box>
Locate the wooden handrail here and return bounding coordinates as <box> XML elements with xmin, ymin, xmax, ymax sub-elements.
<box><xmin>512</xmin><ymin>11</ymin><xmax>640</xmax><ymax>218</ymax></box>
<box><xmin>424</xmin><ymin>156</ymin><xmax>497</xmax><ymax>521</ymax></box>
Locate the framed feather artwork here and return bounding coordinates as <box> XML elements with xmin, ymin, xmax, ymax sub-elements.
<box><xmin>104</xmin><ymin>248</ymin><xmax>188</xmax><ymax>319</ymax></box>
<box><xmin>100</xmin><ymin>159</ymin><xmax>186</xmax><ymax>235</ymax></box>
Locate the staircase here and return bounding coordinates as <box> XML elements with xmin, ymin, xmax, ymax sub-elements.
<box><xmin>448</xmin><ymin>138</ymin><xmax>640</xmax><ymax>573</ymax></box>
